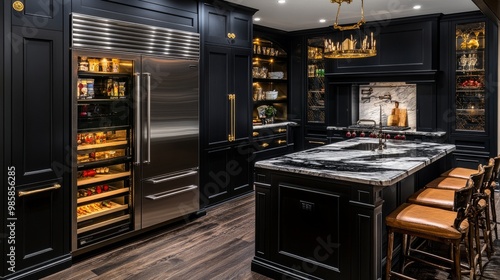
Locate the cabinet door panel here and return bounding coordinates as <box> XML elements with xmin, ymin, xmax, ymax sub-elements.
<box><xmin>11</xmin><ymin>0</ymin><xmax>64</xmax><ymax>31</ymax></box>
<box><xmin>201</xmin><ymin>147</ymin><xmax>231</xmax><ymax>207</ymax></box>
<box><xmin>203</xmin><ymin>4</ymin><xmax>230</xmax><ymax>45</ymax></box>
<box><xmin>231</xmin><ymin>11</ymin><xmax>252</xmax><ymax>47</ymax></box>
<box><xmin>11</xmin><ymin>27</ymin><xmax>64</xmax><ymax>186</ymax></box>
<box><xmin>204</xmin><ymin>45</ymin><xmax>231</xmax><ymax>146</ymax></box>
<box><xmin>232</xmin><ymin>49</ymin><xmax>251</xmax><ymax>142</ymax></box>
<box><xmin>15</xmin><ymin>180</ymin><xmax>65</xmax><ymax>271</ymax></box>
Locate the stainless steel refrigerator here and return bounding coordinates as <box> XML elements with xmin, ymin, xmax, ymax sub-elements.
<box><xmin>135</xmin><ymin>57</ymin><xmax>199</xmax><ymax>229</ymax></box>
<box><xmin>71</xmin><ymin>13</ymin><xmax>200</xmax><ymax>251</ymax></box>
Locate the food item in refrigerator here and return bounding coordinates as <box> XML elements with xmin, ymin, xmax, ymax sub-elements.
<box><xmin>77</xmin><ymin>79</ymin><xmax>88</xmax><ymax>99</ymax></box>
<box><xmin>80</xmin><ymin>169</ymin><xmax>97</xmax><ymax>178</ymax></box>
<box><xmin>112</xmin><ymin>58</ymin><xmax>120</xmax><ymax>72</ymax></box>
<box><xmin>86</xmin><ymin>79</ymin><xmax>95</xmax><ymax>98</ymax></box>
<box><xmin>95</xmin><ymin>167</ymin><xmax>110</xmax><ymax>174</ymax></box>
<box><xmin>77</xmin><ymin>200</ymin><xmax>114</xmax><ymax>217</ymax></box>
<box><xmin>113</xmin><ymin>81</ymin><xmax>119</xmax><ymax>96</ymax></box>
<box><xmin>119</xmin><ymin>82</ymin><xmax>126</xmax><ymax>96</ymax></box>
<box><xmin>78</xmin><ymin>56</ymin><xmax>89</xmax><ymax>71</ymax></box>
<box><xmin>106</xmin><ymin>79</ymin><xmax>113</xmax><ymax>96</ymax></box>
<box><xmin>100</xmin><ymin>58</ymin><xmax>109</xmax><ymax>72</ymax></box>
<box><xmin>88</xmin><ymin>58</ymin><xmax>99</xmax><ymax>72</ymax></box>
<box><xmin>77</xmin><ymin>184</ymin><xmax>111</xmax><ymax>198</ymax></box>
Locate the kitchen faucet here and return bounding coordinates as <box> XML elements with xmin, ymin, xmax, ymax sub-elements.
<box><xmin>377</xmin><ymin>105</ymin><xmax>387</xmax><ymax>150</ymax></box>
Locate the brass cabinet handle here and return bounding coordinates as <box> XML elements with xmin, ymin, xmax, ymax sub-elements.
<box><xmin>227</xmin><ymin>33</ymin><xmax>236</xmax><ymax>39</ymax></box>
<box><xmin>228</xmin><ymin>94</ymin><xmax>236</xmax><ymax>142</ymax></box>
<box><xmin>18</xmin><ymin>184</ymin><xmax>61</xmax><ymax>197</ymax></box>
<box><xmin>308</xmin><ymin>140</ymin><xmax>326</xmax><ymax>145</ymax></box>
<box><xmin>261</xmin><ymin>143</ymin><xmax>269</xmax><ymax>148</ymax></box>
<box><xmin>278</xmin><ymin>128</ymin><xmax>287</xmax><ymax>133</ymax></box>
<box><xmin>253</xmin><ymin>131</ymin><xmax>259</xmax><ymax>137</ymax></box>
<box><xmin>277</xmin><ymin>140</ymin><xmax>287</xmax><ymax>145</ymax></box>
<box><xmin>13</xmin><ymin>1</ymin><xmax>24</xmax><ymax>12</ymax></box>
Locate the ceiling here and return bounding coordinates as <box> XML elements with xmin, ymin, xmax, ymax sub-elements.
<box><xmin>225</xmin><ymin>0</ymin><xmax>481</xmax><ymax>32</ymax></box>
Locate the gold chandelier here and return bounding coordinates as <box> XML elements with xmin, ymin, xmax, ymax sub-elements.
<box><xmin>323</xmin><ymin>0</ymin><xmax>377</xmax><ymax>59</ymax></box>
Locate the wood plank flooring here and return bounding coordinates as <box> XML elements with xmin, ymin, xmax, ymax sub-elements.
<box><xmin>44</xmin><ymin>191</ymin><xmax>500</xmax><ymax>280</ymax></box>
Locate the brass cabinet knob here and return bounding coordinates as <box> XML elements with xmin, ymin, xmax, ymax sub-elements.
<box><xmin>227</xmin><ymin>33</ymin><xmax>236</xmax><ymax>39</ymax></box>
<box><xmin>261</xmin><ymin>143</ymin><xmax>269</xmax><ymax>148</ymax></box>
<box><xmin>13</xmin><ymin>1</ymin><xmax>24</xmax><ymax>12</ymax></box>
<box><xmin>253</xmin><ymin>132</ymin><xmax>259</xmax><ymax>137</ymax></box>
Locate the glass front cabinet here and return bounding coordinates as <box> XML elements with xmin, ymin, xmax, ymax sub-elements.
<box><xmin>306</xmin><ymin>37</ymin><xmax>326</xmax><ymax>124</ymax></box>
<box><xmin>454</xmin><ymin>21</ymin><xmax>486</xmax><ymax>132</ymax></box>
<box><xmin>448</xmin><ymin>14</ymin><xmax>498</xmax><ymax>168</ymax></box>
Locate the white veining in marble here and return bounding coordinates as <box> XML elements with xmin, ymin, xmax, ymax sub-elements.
<box><xmin>359</xmin><ymin>82</ymin><xmax>417</xmax><ymax>128</ymax></box>
<box><xmin>326</xmin><ymin>126</ymin><xmax>447</xmax><ymax>137</ymax></box>
<box><xmin>255</xmin><ymin>138</ymin><xmax>456</xmax><ymax>187</ymax></box>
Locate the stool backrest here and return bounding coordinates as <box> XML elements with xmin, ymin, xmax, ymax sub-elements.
<box><xmin>453</xmin><ymin>179</ymin><xmax>475</xmax><ymax>229</ymax></box>
<box><xmin>481</xmin><ymin>160</ymin><xmax>495</xmax><ymax>191</ymax></box>
<box><xmin>469</xmin><ymin>164</ymin><xmax>485</xmax><ymax>193</ymax></box>
<box><xmin>492</xmin><ymin>155</ymin><xmax>500</xmax><ymax>182</ymax></box>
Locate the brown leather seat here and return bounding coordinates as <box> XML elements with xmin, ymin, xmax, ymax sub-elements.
<box><xmin>425</xmin><ymin>176</ymin><xmax>471</xmax><ymax>190</ymax></box>
<box><xmin>441</xmin><ymin>167</ymin><xmax>477</xmax><ymax>179</ymax></box>
<box><xmin>385</xmin><ymin>180</ymin><xmax>476</xmax><ymax>280</ymax></box>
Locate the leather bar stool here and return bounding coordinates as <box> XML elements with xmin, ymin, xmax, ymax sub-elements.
<box><xmin>484</xmin><ymin>155</ymin><xmax>500</xmax><ymax>240</ymax></box>
<box><xmin>424</xmin><ymin>163</ymin><xmax>484</xmax><ymax>191</ymax></box>
<box><xmin>442</xmin><ymin>155</ymin><xmax>500</xmax><ymax>241</ymax></box>
<box><xmin>385</xmin><ymin>180</ymin><xmax>476</xmax><ymax>280</ymax></box>
<box><xmin>406</xmin><ymin>168</ymin><xmax>487</xmax><ymax>275</ymax></box>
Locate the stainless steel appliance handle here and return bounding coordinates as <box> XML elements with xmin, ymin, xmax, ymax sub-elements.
<box><xmin>18</xmin><ymin>184</ymin><xmax>61</xmax><ymax>197</ymax></box>
<box><xmin>145</xmin><ymin>185</ymin><xmax>198</xmax><ymax>201</ymax></box>
<box><xmin>134</xmin><ymin>72</ymin><xmax>141</xmax><ymax>165</ymax></box>
<box><xmin>144</xmin><ymin>72</ymin><xmax>151</xmax><ymax>164</ymax></box>
<box><xmin>147</xmin><ymin>170</ymin><xmax>198</xmax><ymax>184</ymax></box>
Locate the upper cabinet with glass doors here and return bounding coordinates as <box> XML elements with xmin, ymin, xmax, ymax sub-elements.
<box><xmin>306</xmin><ymin>37</ymin><xmax>326</xmax><ymax>124</ymax></box>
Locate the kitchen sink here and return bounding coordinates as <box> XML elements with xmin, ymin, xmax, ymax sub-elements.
<box><xmin>343</xmin><ymin>142</ymin><xmax>382</xmax><ymax>151</ymax></box>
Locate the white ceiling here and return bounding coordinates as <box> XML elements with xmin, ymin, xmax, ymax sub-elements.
<box><xmin>225</xmin><ymin>0</ymin><xmax>480</xmax><ymax>32</ymax></box>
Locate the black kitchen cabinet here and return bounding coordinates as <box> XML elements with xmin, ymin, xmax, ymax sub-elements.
<box><xmin>202</xmin><ymin>44</ymin><xmax>252</xmax><ymax>147</ymax></box>
<box><xmin>2</xmin><ymin>1</ymin><xmax>71</xmax><ymax>278</ymax></box>
<box><xmin>202</xmin><ymin>1</ymin><xmax>254</xmax><ymax>47</ymax></box>
<box><xmin>71</xmin><ymin>0</ymin><xmax>198</xmax><ymax>32</ymax></box>
<box><xmin>11</xmin><ymin>0</ymin><xmax>65</xmax><ymax>31</ymax></box>
<box><xmin>200</xmin><ymin>2</ymin><xmax>256</xmax><ymax>207</ymax></box>
<box><xmin>200</xmin><ymin>144</ymin><xmax>252</xmax><ymax>208</ymax></box>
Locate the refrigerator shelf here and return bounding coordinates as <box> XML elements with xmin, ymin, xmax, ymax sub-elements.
<box><xmin>77</xmin><ymin>214</ymin><xmax>130</xmax><ymax>235</ymax></box>
<box><xmin>77</xmin><ymin>171</ymin><xmax>131</xmax><ymax>187</ymax></box>
<box><xmin>78</xmin><ymin>71</ymin><xmax>131</xmax><ymax>78</ymax></box>
<box><xmin>77</xmin><ymin>156</ymin><xmax>131</xmax><ymax>170</ymax></box>
<box><xmin>77</xmin><ymin>187</ymin><xmax>130</xmax><ymax>204</ymax></box>
<box><xmin>77</xmin><ymin>139</ymin><xmax>128</xmax><ymax>151</ymax></box>
<box><xmin>77</xmin><ymin>201</ymin><xmax>128</xmax><ymax>222</ymax></box>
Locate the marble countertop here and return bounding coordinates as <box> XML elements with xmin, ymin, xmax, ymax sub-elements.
<box><xmin>254</xmin><ymin>138</ymin><xmax>456</xmax><ymax>186</ymax></box>
<box><xmin>253</xmin><ymin>121</ymin><xmax>298</xmax><ymax>130</ymax></box>
<box><xmin>327</xmin><ymin>126</ymin><xmax>447</xmax><ymax>137</ymax></box>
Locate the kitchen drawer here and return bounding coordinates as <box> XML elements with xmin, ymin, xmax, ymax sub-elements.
<box><xmin>141</xmin><ymin>169</ymin><xmax>199</xmax><ymax>228</ymax></box>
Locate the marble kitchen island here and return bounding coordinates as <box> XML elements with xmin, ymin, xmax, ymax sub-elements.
<box><xmin>251</xmin><ymin>138</ymin><xmax>456</xmax><ymax>280</ymax></box>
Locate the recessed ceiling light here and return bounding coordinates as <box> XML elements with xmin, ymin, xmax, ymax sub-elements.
<box><xmin>413</xmin><ymin>5</ymin><xmax>422</xmax><ymax>10</ymax></box>
<box><xmin>254</xmin><ymin>17</ymin><xmax>261</xmax><ymax>22</ymax></box>
<box><xmin>278</xmin><ymin>0</ymin><xmax>286</xmax><ymax>4</ymax></box>
<box><xmin>319</xmin><ymin>19</ymin><xmax>326</xmax><ymax>23</ymax></box>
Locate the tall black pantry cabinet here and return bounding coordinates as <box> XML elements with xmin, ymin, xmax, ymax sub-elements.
<box><xmin>200</xmin><ymin>1</ymin><xmax>257</xmax><ymax>208</ymax></box>
<box><xmin>1</xmin><ymin>1</ymin><xmax>71</xmax><ymax>279</ymax></box>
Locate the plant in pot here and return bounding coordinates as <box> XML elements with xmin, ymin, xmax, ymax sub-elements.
<box><xmin>264</xmin><ymin>105</ymin><xmax>277</xmax><ymax>124</ymax></box>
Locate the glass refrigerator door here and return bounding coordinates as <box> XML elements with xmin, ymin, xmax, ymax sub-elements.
<box><xmin>72</xmin><ymin>51</ymin><xmax>138</xmax><ymax>250</ymax></box>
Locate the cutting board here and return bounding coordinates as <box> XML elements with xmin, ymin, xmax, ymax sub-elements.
<box><xmin>387</xmin><ymin>108</ymin><xmax>408</xmax><ymax>127</ymax></box>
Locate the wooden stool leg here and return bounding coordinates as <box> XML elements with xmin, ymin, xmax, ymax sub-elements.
<box><xmin>452</xmin><ymin>241</ymin><xmax>461</xmax><ymax>280</ymax></box>
<box><xmin>386</xmin><ymin>228</ymin><xmax>394</xmax><ymax>280</ymax></box>
<box><xmin>490</xmin><ymin>192</ymin><xmax>498</xmax><ymax>240</ymax></box>
<box><xmin>467</xmin><ymin>228</ymin><xmax>476</xmax><ymax>280</ymax></box>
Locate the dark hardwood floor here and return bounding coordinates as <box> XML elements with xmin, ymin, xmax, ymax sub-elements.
<box><xmin>44</xmin><ymin>190</ymin><xmax>500</xmax><ymax>280</ymax></box>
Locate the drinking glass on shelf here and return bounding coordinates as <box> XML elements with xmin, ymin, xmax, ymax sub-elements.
<box><xmin>468</xmin><ymin>53</ymin><xmax>477</xmax><ymax>70</ymax></box>
<box><xmin>459</xmin><ymin>54</ymin><xmax>468</xmax><ymax>71</ymax></box>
